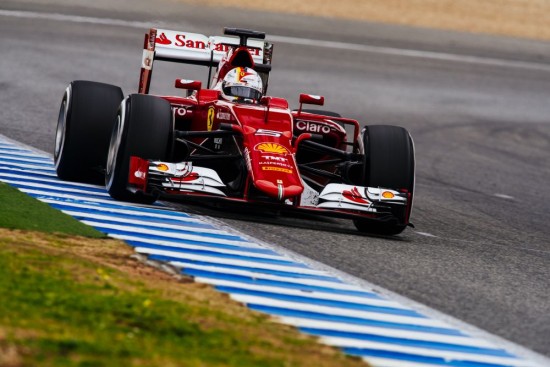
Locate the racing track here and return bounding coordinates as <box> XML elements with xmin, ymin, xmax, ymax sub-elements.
<box><xmin>1</xmin><ymin>0</ymin><xmax>550</xmax><ymax>362</ymax></box>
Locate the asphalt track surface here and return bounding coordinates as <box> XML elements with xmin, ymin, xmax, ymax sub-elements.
<box><xmin>1</xmin><ymin>0</ymin><xmax>549</xmax><ymax>360</ymax></box>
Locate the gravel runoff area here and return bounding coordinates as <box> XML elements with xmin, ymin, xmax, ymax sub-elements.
<box><xmin>183</xmin><ymin>0</ymin><xmax>550</xmax><ymax>41</ymax></box>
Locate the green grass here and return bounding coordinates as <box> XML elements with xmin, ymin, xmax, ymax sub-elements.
<box><xmin>0</xmin><ymin>231</ymin><xmax>365</xmax><ymax>367</ymax></box>
<box><xmin>0</xmin><ymin>182</ymin><xmax>103</xmax><ymax>238</ymax></box>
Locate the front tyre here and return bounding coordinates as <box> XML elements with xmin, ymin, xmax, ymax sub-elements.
<box><xmin>54</xmin><ymin>81</ymin><xmax>123</xmax><ymax>184</ymax></box>
<box><xmin>106</xmin><ymin>94</ymin><xmax>173</xmax><ymax>204</ymax></box>
<box><xmin>354</xmin><ymin>125</ymin><xmax>415</xmax><ymax>235</ymax></box>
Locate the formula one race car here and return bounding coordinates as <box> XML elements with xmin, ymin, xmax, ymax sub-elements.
<box><xmin>54</xmin><ymin>27</ymin><xmax>415</xmax><ymax>235</ymax></box>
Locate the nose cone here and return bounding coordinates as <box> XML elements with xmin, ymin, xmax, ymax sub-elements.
<box><xmin>255</xmin><ymin>180</ymin><xmax>303</xmax><ymax>201</ymax></box>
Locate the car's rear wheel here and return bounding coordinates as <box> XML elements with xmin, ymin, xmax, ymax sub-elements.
<box><xmin>54</xmin><ymin>80</ymin><xmax>123</xmax><ymax>184</ymax></box>
<box><xmin>354</xmin><ymin>125</ymin><xmax>415</xmax><ymax>235</ymax></box>
<box><xmin>105</xmin><ymin>94</ymin><xmax>173</xmax><ymax>204</ymax></box>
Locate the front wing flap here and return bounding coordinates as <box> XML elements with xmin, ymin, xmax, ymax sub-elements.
<box><xmin>129</xmin><ymin>157</ymin><xmax>408</xmax><ymax>218</ymax></box>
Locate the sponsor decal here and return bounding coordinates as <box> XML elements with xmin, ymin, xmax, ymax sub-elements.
<box><xmin>155</xmin><ymin>32</ymin><xmax>171</xmax><ymax>45</ymax></box>
<box><xmin>134</xmin><ymin>169</ymin><xmax>146</xmax><ymax>179</ymax></box>
<box><xmin>148</xmin><ymin>29</ymin><xmax>157</xmax><ymax>49</ymax></box>
<box><xmin>172</xmin><ymin>106</ymin><xmax>187</xmax><ymax>117</ymax></box>
<box><xmin>214</xmin><ymin>137</ymin><xmax>223</xmax><ymax>150</ymax></box>
<box><xmin>296</xmin><ymin>120</ymin><xmax>331</xmax><ymax>134</ymax></box>
<box><xmin>263</xmin><ymin>155</ymin><xmax>288</xmax><ymax>163</ymax></box>
<box><xmin>216</xmin><ymin>111</ymin><xmax>231</xmax><ymax>121</ymax></box>
<box><xmin>153</xmin><ymin>31</ymin><xmax>263</xmax><ymax>58</ymax></box>
<box><xmin>262</xmin><ymin>166</ymin><xmax>293</xmax><ymax>174</ymax></box>
<box><xmin>211</xmin><ymin>43</ymin><xmax>261</xmax><ymax>56</ymax></box>
<box><xmin>207</xmin><ymin>106</ymin><xmax>215</xmax><ymax>131</ymax></box>
<box><xmin>259</xmin><ymin>155</ymin><xmax>293</xmax><ymax>170</ymax></box>
<box><xmin>255</xmin><ymin>142</ymin><xmax>289</xmax><ymax>155</ymax></box>
<box><xmin>343</xmin><ymin>187</ymin><xmax>370</xmax><ymax>204</ymax></box>
<box><xmin>175</xmin><ymin>34</ymin><xmax>207</xmax><ymax>49</ymax></box>
<box><xmin>141</xmin><ymin>50</ymin><xmax>154</xmax><ymax>70</ymax></box>
<box><xmin>255</xmin><ymin>129</ymin><xmax>282</xmax><ymax>137</ymax></box>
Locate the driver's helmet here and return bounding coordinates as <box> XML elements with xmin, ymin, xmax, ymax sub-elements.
<box><xmin>219</xmin><ymin>67</ymin><xmax>263</xmax><ymax>102</ymax></box>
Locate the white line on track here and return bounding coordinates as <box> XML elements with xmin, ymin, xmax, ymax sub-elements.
<box><xmin>137</xmin><ymin>247</ymin><xmax>331</xmax><ymax>277</ymax></box>
<box><xmin>83</xmin><ymin>221</ymin><xmax>267</xmax><ymax>249</ymax></box>
<box><xmin>41</xmin><ymin>200</ymin><xmax>205</xmax><ymax>222</ymax></box>
<box><xmin>321</xmin><ymin>337</ymin><xmax>535</xmax><ymax>367</ymax></box>
<box><xmin>61</xmin><ymin>210</ymin><xmax>229</xmax><ymax>235</ymax></box>
<box><xmin>356</xmin><ymin>357</ymin><xmax>443</xmax><ymax>367</ymax></box>
<box><xmin>2</xmin><ymin>9</ymin><xmax>550</xmax><ymax>72</ymax></box>
<box><xmin>278</xmin><ymin>316</ymin><xmax>494</xmax><ymax>348</ymax></box>
<box><xmin>229</xmin><ymin>294</ymin><xmax>446</xmax><ymax>327</ymax></box>
<box><xmin>1</xmin><ymin>179</ymin><xmax>110</xmax><ymax>196</ymax></box>
<box><xmin>189</xmin><ymin>276</ymin><xmax>415</xmax><ymax>311</ymax></box>
<box><xmin>494</xmin><ymin>193</ymin><xmax>515</xmax><ymax>200</ymax></box>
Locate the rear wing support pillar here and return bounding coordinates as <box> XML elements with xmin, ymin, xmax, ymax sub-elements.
<box><xmin>139</xmin><ymin>29</ymin><xmax>157</xmax><ymax>94</ymax></box>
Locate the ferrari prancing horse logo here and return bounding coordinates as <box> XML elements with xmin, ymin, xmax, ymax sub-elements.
<box><xmin>207</xmin><ymin>106</ymin><xmax>215</xmax><ymax>131</ymax></box>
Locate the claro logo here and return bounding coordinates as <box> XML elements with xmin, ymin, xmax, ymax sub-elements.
<box><xmin>295</xmin><ymin>120</ymin><xmax>331</xmax><ymax>134</ymax></box>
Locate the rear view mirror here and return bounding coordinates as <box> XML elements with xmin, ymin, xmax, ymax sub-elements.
<box><xmin>175</xmin><ymin>79</ymin><xmax>202</xmax><ymax>91</ymax></box>
<box><xmin>299</xmin><ymin>94</ymin><xmax>324</xmax><ymax>106</ymax></box>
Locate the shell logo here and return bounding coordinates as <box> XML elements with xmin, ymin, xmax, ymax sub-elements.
<box><xmin>255</xmin><ymin>142</ymin><xmax>289</xmax><ymax>155</ymax></box>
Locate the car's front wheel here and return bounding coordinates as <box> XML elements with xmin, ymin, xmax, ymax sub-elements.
<box><xmin>354</xmin><ymin>125</ymin><xmax>415</xmax><ymax>235</ymax></box>
<box><xmin>105</xmin><ymin>94</ymin><xmax>173</xmax><ymax>204</ymax></box>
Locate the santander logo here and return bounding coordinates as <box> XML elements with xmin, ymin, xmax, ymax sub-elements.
<box><xmin>342</xmin><ymin>187</ymin><xmax>369</xmax><ymax>204</ymax></box>
<box><xmin>156</xmin><ymin>33</ymin><xmax>172</xmax><ymax>45</ymax></box>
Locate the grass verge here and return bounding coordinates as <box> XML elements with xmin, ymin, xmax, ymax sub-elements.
<box><xmin>0</xmin><ymin>182</ymin><xmax>366</xmax><ymax>366</ymax></box>
<box><xmin>0</xmin><ymin>182</ymin><xmax>103</xmax><ymax>238</ymax></box>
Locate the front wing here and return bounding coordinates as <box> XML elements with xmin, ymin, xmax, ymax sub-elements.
<box><xmin>128</xmin><ymin>157</ymin><xmax>409</xmax><ymax>221</ymax></box>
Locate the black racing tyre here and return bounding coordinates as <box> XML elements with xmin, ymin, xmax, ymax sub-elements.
<box><xmin>354</xmin><ymin>125</ymin><xmax>415</xmax><ymax>235</ymax></box>
<box><xmin>54</xmin><ymin>80</ymin><xmax>123</xmax><ymax>184</ymax></box>
<box><xmin>105</xmin><ymin>94</ymin><xmax>173</xmax><ymax>204</ymax></box>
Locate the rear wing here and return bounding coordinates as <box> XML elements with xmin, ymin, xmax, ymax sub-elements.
<box><xmin>139</xmin><ymin>28</ymin><xmax>273</xmax><ymax>94</ymax></box>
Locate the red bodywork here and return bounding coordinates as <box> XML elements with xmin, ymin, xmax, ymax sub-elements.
<box><xmin>137</xmin><ymin>27</ymin><xmax>359</xmax><ymax>203</ymax></box>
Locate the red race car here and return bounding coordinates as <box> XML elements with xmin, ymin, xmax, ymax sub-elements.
<box><xmin>54</xmin><ymin>27</ymin><xmax>415</xmax><ymax>235</ymax></box>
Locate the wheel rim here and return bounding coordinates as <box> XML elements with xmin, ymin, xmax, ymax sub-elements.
<box><xmin>54</xmin><ymin>90</ymin><xmax>70</xmax><ymax>166</ymax></box>
<box><xmin>105</xmin><ymin>114</ymin><xmax>122</xmax><ymax>189</ymax></box>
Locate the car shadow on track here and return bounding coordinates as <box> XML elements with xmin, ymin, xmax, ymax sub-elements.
<box><xmin>162</xmin><ymin>200</ymin><xmax>411</xmax><ymax>242</ymax></box>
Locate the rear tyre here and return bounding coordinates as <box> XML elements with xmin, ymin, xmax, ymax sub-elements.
<box><xmin>54</xmin><ymin>81</ymin><xmax>123</xmax><ymax>184</ymax></box>
<box><xmin>354</xmin><ymin>125</ymin><xmax>415</xmax><ymax>235</ymax></box>
<box><xmin>105</xmin><ymin>94</ymin><xmax>173</xmax><ymax>204</ymax></box>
